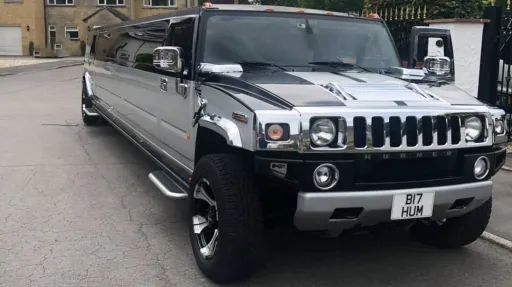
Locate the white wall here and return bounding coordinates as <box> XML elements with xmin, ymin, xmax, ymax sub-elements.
<box><xmin>428</xmin><ymin>22</ymin><xmax>484</xmax><ymax>98</ymax></box>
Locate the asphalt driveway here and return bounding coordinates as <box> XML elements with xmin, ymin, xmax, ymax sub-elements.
<box><xmin>1</xmin><ymin>65</ymin><xmax>512</xmax><ymax>286</ymax></box>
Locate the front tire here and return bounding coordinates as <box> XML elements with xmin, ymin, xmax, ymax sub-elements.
<box><xmin>410</xmin><ymin>197</ymin><xmax>492</xmax><ymax>248</ymax></box>
<box><xmin>188</xmin><ymin>154</ymin><xmax>263</xmax><ymax>284</ymax></box>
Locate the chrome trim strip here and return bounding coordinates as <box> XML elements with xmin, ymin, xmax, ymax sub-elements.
<box><xmin>490</xmin><ymin>108</ymin><xmax>508</xmax><ymax>144</ymax></box>
<box><xmin>84</xmin><ymin>71</ymin><xmax>93</xmax><ymax>96</ymax></box>
<box><xmin>199</xmin><ymin>114</ymin><xmax>243</xmax><ymax>148</ymax></box>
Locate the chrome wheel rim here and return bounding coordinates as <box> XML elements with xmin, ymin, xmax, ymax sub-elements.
<box><xmin>192</xmin><ymin>178</ymin><xmax>219</xmax><ymax>260</ymax></box>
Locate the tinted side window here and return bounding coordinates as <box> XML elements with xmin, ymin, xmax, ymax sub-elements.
<box><xmin>167</xmin><ymin>18</ymin><xmax>195</xmax><ymax>77</ymax></box>
<box><xmin>130</xmin><ymin>20</ymin><xmax>169</xmax><ymax>74</ymax></box>
<box><xmin>94</xmin><ymin>31</ymin><xmax>119</xmax><ymax>63</ymax></box>
<box><xmin>85</xmin><ymin>31</ymin><xmax>97</xmax><ymax>56</ymax></box>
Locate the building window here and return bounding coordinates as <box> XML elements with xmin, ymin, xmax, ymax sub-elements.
<box><xmin>143</xmin><ymin>0</ymin><xmax>175</xmax><ymax>7</ymax></box>
<box><xmin>47</xmin><ymin>0</ymin><xmax>74</xmax><ymax>5</ymax></box>
<box><xmin>48</xmin><ymin>25</ymin><xmax>57</xmax><ymax>49</ymax></box>
<box><xmin>65</xmin><ymin>26</ymin><xmax>79</xmax><ymax>41</ymax></box>
<box><xmin>55</xmin><ymin>44</ymin><xmax>62</xmax><ymax>50</ymax></box>
<box><xmin>98</xmin><ymin>0</ymin><xmax>125</xmax><ymax>5</ymax></box>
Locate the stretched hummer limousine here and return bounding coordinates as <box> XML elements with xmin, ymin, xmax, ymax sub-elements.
<box><xmin>82</xmin><ymin>3</ymin><xmax>509</xmax><ymax>284</ymax></box>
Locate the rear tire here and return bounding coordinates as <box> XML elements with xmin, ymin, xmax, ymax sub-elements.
<box><xmin>410</xmin><ymin>197</ymin><xmax>492</xmax><ymax>248</ymax></box>
<box><xmin>188</xmin><ymin>154</ymin><xmax>264</xmax><ymax>284</ymax></box>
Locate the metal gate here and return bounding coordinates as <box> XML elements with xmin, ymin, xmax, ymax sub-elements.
<box><xmin>478</xmin><ymin>5</ymin><xmax>512</xmax><ymax>141</ymax></box>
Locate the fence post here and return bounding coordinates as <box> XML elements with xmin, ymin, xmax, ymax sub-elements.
<box><xmin>478</xmin><ymin>6</ymin><xmax>502</xmax><ymax>106</ymax></box>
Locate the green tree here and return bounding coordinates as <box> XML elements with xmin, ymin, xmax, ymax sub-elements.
<box><xmin>256</xmin><ymin>0</ymin><xmax>364</xmax><ymax>13</ymax></box>
<box><xmin>376</xmin><ymin>0</ymin><xmax>488</xmax><ymax>19</ymax></box>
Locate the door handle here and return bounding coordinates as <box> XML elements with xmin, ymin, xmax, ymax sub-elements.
<box><xmin>175</xmin><ymin>78</ymin><xmax>188</xmax><ymax>98</ymax></box>
<box><xmin>160</xmin><ymin>78</ymin><xmax>168</xmax><ymax>92</ymax></box>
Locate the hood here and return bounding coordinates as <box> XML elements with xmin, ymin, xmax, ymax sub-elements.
<box><xmin>203</xmin><ymin>69</ymin><xmax>484</xmax><ymax>109</ymax></box>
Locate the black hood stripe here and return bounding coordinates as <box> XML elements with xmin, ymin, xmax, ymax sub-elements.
<box><xmin>239</xmin><ymin>71</ymin><xmax>315</xmax><ymax>85</ymax></box>
<box><xmin>202</xmin><ymin>73</ymin><xmax>294</xmax><ymax>110</ymax></box>
<box><xmin>331</xmin><ymin>71</ymin><xmax>367</xmax><ymax>83</ymax></box>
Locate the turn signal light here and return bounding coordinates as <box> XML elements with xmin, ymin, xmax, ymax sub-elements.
<box><xmin>267</xmin><ymin>124</ymin><xmax>284</xmax><ymax>140</ymax></box>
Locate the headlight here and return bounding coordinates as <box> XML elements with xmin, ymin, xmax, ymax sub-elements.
<box><xmin>310</xmin><ymin>118</ymin><xmax>336</xmax><ymax>146</ymax></box>
<box><xmin>474</xmin><ymin>156</ymin><xmax>490</xmax><ymax>180</ymax></box>
<box><xmin>464</xmin><ymin>116</ymin><xmax>483</xmax><ymax>141</ymax></box>
<box><xmin>495</xmin><ymin>119</ymin><xmax>505</xmax><ymax>134</ymax></box>
<box><xmin>313</xmin><ymin>163</ymin><xmax>339</xmax><ymax>190</ymax></box>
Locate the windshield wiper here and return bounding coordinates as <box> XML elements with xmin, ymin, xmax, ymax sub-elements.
<box><xmin>308</xmin><ymin>60</ymin><xmax>371</xmax><ymax>72</ymax></box>
<box><xmin>237</xmin><ymin>61</ymin><xmax>288</xmax><ymax>71</ymax></box>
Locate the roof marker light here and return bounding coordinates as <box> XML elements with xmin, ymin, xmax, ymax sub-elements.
<box><xmin>265</xmin><ymin>8</ymin><xmax>274</xmax><ymax>11</ymax></box>
<box><xmin>202</xmin><ymin>2</ymin><xmax>213</xmax><ymax>7</ymax></box>
<box><xmin>326</xmin><ymin>11</ymin><xmax>334</xmax><ymax>15</ymax></box>
<box><xmin>297</xmin><ymin>9</ymin><xmax>305</xmax><ymax>13</ymax></box>
<box><xmin>368</xmin><ymin>13</ymin><xmax>380</xmax><ymax>19</ymax></box>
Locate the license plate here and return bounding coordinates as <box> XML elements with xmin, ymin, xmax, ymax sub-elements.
<box><xmin>391</xmin><ymin>192</ymin><xmax>435</xmax><ymax>220</ymax></box>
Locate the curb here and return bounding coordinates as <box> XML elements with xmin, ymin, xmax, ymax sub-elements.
<box><xmin>51</xmin><ymin>63</ymin><xmax>84</xmax><ymax>70</ymax></box>
<box><xmin>502</xmin><ymin>165</ymin><xmax>512</xmax><ymax>172</ymax></box>
<box><xmin>481</xmin><ymin>231</ymin><xmax>512</xmax><ymax>252</ymax></box>
<box><xmin>0</xmin><ymin>62</ymin><xmax>83</xmax><ymax>77</ymax></box>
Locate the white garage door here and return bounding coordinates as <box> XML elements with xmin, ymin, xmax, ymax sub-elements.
<box><xmin>0</xmin><ymin>26</ymin><xmax>22</xmax><ymax>56</ymax></box>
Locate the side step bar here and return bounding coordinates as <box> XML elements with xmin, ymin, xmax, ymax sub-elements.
<box><xmin>83</xmin><ymin>106</ymin><xmax>99</xmax><ymax>117</ymax></box>
<box><xmin>148</xmin><ymin>171</ymin><xmax>188</xmax><ymax>199</ymax></box>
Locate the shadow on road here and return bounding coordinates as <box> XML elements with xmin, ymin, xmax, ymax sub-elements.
<box><xmin>82</xmin><ymin>125</ymin><xmax>506</xmax><ymax>287</ymax></box>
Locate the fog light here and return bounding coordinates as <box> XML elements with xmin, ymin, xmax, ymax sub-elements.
<box><xmin>474</xmin><ymin>156</ymin><xmax>490</xmax><ymax>180</ymax></box>
<box><xmin>313</xmin><ymin>163</ymin><xmax>339</xmax><ymax>190</ymax></box>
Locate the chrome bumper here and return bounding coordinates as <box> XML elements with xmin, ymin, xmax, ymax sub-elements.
<box><xmin>294</xmin><ymin>181</ymin><xmax>493</xmax><ymax>231</ymax></box>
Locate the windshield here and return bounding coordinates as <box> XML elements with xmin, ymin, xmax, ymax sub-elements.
<box><xmin>200</xmin><ymin>12</ymin><xmax>401</xmax><ymax>71</ymax></box>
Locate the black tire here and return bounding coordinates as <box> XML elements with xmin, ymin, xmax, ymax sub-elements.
<box><xmin>188</xmin><ymin>154</ymin><xmax>264</xmax><ymax>284</ymax></box>
<box><xmin>410</xmin><ymin>197</ymin><xmax>492</xmax><ymax>248</ymax></box>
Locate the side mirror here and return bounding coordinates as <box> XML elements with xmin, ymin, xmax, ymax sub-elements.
<box><xmin>408</xmin><ymin>27</ymin><xmax>455</xmax><ymax>81</ymax></box>
<box><xmin>153</xmin><ymin>46</ymin><xmax>184</xmax><ymax>73</ymax></box>
<box><xmin>423</xmin><ymin>56</ymin><xmax>452</xmax><ymax>76</ymax></box>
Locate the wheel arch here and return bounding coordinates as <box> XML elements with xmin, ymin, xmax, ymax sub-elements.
<box><xmin>194</xmin><ymin>118</ymin><xmax>253</xmax><ymax>165</ymax></box>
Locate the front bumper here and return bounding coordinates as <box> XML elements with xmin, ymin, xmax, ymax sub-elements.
<box><xmin>294</xmin><ymin>181</ymin><xmax>492</xmax><ymax>231</ymax></box>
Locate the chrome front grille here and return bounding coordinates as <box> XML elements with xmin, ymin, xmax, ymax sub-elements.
<box><xmin>326</xmin><ymin>113</ymin><xmax>492</xmax><ymax>152</ymax></box>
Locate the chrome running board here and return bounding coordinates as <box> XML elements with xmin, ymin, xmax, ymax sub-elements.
<box><xmin>148</xmin><ymin>170</ymin><xmax>188</xmax><ymax>199</ymax></box>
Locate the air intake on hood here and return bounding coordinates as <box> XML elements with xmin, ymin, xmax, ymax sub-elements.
<box><xmin>322</xmin><ymin>82</ymin><xmax>443</xmax><ymax>102</ymax></box>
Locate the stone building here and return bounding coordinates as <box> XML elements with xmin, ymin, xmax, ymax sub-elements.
<box><xmin>0</xmin><ymin>0</ymin><xmax>242</xmax><ymax>56</ymax></box>
<box><xmin>0</xmin><ymin>0</ymin><xmax>45</xmax><ymax>56</ymax></box>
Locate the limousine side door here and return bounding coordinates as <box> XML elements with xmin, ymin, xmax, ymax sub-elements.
<box><xmin>92</xmin><ymin>30</ymin><xmax>126</xmax><ymax>114</ymax></box>
<box><xmin>153</xmin><ymin>17</ymin><xmax>198</xmax><ymax>169</ymax></box>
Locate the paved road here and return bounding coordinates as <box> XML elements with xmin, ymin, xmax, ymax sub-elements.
<box><xmin>0</xmin><ymin>58</ymin><xmax>83</xmax><ymax>77</ymax></box>
<box><xmin>1</xmin><ymin>66</ymin><xmax>512</xmax><ymax>287</ymax></box>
